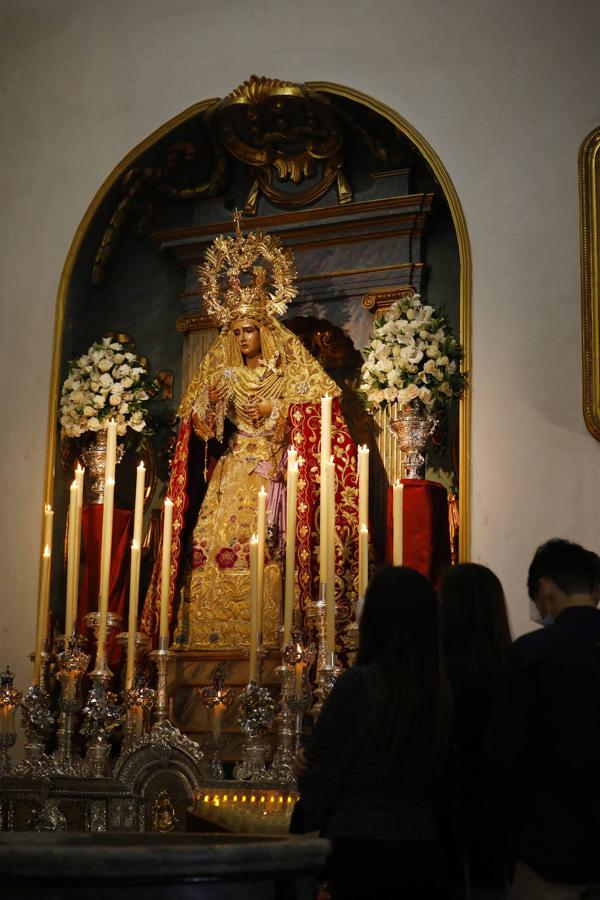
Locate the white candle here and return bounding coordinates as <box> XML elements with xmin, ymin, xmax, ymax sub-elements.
<box><xmin>393</xmin><ymin>480</ymin><xmax>404</xmax><ymax>565</ymax></box>
<box><xmin>43</xmin><ymin>503</ymin><xmax>54</xmax><ymax>552</ymax></box>
<box><xmin>105</xmin><ymin>419</ymin><xmax>117</xmax><ymax>481</ymax></box>
<box><xmin>212</xmin><ymin>698</ymin><xmax>225</xmax><ymax>741</ymax></box>
<box><xmin>97</xmin><ymin>475</ymin><xmax>115</xmax><ymax>666</ymax></box>
<box><xmin>359</xmin><ymin>524</ymin><xmax>369</xmax><ymax>599</ymax></box>
<box><xmin>326</xmin><ymin>456</ymin><xmax>336</xmax><ymax>654</ymax></box>
<box><xmin>358</xmin><ymin>445</ymin><xmax>369</xmax><ymax>530</ymax></box>
<box><xmin>71</xmin><ymin>464</ymin><xmax>84</xmax><ymax>634</ymax></box>
<box><xmin>133</xmin><ymin>462</ymin><xmax>146</xmax><ymax>549</ymax></box>
<box><xmin>249</xmin><ymin>534</ymin><xmax>259</xmax><ymax>681</ymax></box>
<box><xmin>64</xmin><ymin>479</ymin><xmax>78</xmax><ymax>637</ymax></box>
<box><xmin>320</xmin><ymin>394</ymin><xmax>332</xmax><ymax>468</ymax></box>
<box><xmin>126</xmin><ymin>540</ymin><xmax>141</xmax><ymax>688</ymax></box>
<box><xmin>283</xmin><ymin>454</ymin><xmax>298</xmax><ymax>646</ymax></box>
<box><xmin>159</xmin><ymin>498</ymin><xmax>174</xmax><ymax>641</ymax></box>
<box><xmin>34</xmin><ymin>545</ymin><xmax>51</xmax><ymax>684</ymax></box>
<box><xmin>256</xmin><ymin>486</ymin><xmax>267</xmax><ymax>638</ymax></box>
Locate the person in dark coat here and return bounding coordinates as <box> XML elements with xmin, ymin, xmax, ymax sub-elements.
<box><xmin>441</xmin><ymin>563</ymin><xmax>512</xmax><ymax>898</ymax></box>
<box><xmin>296</xmin><ymin>566</ymin><xmax>453</xmax><ymax>900</ymax></box>
<box><xmin>488</xmin><ymin>539</ymin><xmax>600</xmax><ymax>899</ymax></box>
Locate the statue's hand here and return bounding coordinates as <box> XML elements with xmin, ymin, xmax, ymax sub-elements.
<box><xmin>192</xmin><ymin>412</ymin><xmax>214</xmax><ymax>442</ymax></box>
<box><xmin>208</xmin><ymin>382</ymin><xmax>228</xmax><ymax>405</ymax></box>
<box><xmin>240</xmin><ymin>396</ymin><xmax>272</xmax><ymax>423</ymax></box>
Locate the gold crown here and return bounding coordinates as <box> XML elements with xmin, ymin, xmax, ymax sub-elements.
<box><xmin>199</xmin><ymin>211</ymin><xmax>297</xmax><ymax>328</ymax></box>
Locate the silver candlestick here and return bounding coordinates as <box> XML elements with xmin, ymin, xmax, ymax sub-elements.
<box><xmin>304</xmin><ymin>584</ymin><xmax>340</xmax><ymax>717</ymax></box>
<box><xmin>272</xmin><ymin>630</ymin><xmax>315</xmax><ymax>783</ymax></box>
<box><xmin>81</xmin><ymin>662</ymin><xmax>121</xmax><ymax>777</ymax></box>
<box><xmin>54</xmin><ymin>636</ymin><xmax>90</xmax><ymax>776</ymax></box>
<box><xmin>122</xmin><ymin>673</ymin><xmax>155</xmax><ymax>750</ymax></box>
<box><xmin>149</xmin><ymin>636</ymin><xmax>172</xmax><ymax>726</ymax></box>
<box><xmin>199</xmin><ymin>666</ymin><xmax>235</xmax><ymax>780</ymax></box>
<box><xmin>233</xmin><ymin>681</ymin><xmax>276</xmax><ymax>781</ymax></box>
<box><xmin>19</xmin><ymin>640</ymin><xmax>56</xmax><ymax>776</ymax></box>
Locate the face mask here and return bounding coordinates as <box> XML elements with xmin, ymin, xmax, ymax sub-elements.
<box><xmin>529</xmin><ymin>600</ymin><xmax>554</xmax><ymax>627</ymax></box>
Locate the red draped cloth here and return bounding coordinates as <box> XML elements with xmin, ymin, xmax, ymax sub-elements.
<box><xmin>386</xmin><ymin>480</ymin><xmax>451</xmax><ymax>589</ymax></box>
<box><xmin>78</xmin><ymin>505</ymin><xmax>133</xmax><ymax>665</ymax></box>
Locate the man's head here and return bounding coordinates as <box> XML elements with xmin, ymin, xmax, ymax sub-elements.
<box><xmin>527</xmin><ymin>539</ymin><xmax>598</xmax><ymax>623</ymax></box>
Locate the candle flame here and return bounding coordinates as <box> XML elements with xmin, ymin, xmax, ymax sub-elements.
<box><xmin>71</xmin><ymin>479</ymin><xmax>78</xmax><ymax>490</ymax></box>
<box><xmin>131</xmin><ymin>539</ymin><xmax>139</xmax><ymax>551</ymax></box>
<box><xmin>43</xmin><ymin>545</ymin><xmax>51</xmax><ymax>558</ymax></box>
<box><xmin>106</xmin><ymin>477</ymin><xmax>115</xmax><ymax>487</ymax></box>
<box><xmin>394</xmin><ymin>479</ymin><xmax>401</xmax><ymax>487</ymax></box>
<box><xmin>138</xmin><ymin>461</ymin><xmax>145</xmax><ymax>471</ymax></box>
<box><xmin>76</xmin><ymin>463</ymin><xmax>84</xmax><ymax>473</ymax></box>
<box><xmin>360</xmin><ymin>524</ymin><xmax>369</xmax><ymax>534</ymax></box>
<box><xmin>45</xmin><ymin>503</ymin><xmax>52</xmax><ymax>513</ymax></box>
<box><xmin>250</xmin><ymin>534</ymin><xmax>259</xmax><ymax>545</ymax></box>
<box><xmin>165</xmin><ymin>497</ymin><xmax>173</xmax><ymax>508</ymax></box>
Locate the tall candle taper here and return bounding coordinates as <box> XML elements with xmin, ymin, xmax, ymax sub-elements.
<box><xmin>126</xmin><ymin>540</ymin><xmax>141</xmax><ymax>689</ymax></box>
<box><xmin>96</xmin><ymin>476</ymin><xmax>115</xmax><ymax>666</ymax></box>
<box><xmin>359</xmin><ymin>524</ymin><xmax>369</xmax><ymax>598</ymax></box>
<box><xmin>159</xmin><ymin>498</ymin><xmax>174</xmax><ymax>641</ymax></box>
<box><xmin>71</xmin><ymin>464</ymin><xmax>84</xmax><ymax>633</ymax></box>
<box><xmin>34</xmin><ymin>545</ymin><xmax>52</xmax><ymax>684</ymax></box>
<box><xmin>393</xmin><ymin>480</ymin><xmax>404</xmax><ymax>565</ymax></box>
<box><xmin>249</xmin><ymin>534</ymin><xmax>259</xmax><ymax>681</ymax></box>
<box><xmin>358</xmin><ymin>444</ymin><xmax>369</xmax><ymax>530</ymax></box>
<box><xmin>283</xmin><ymin>451</ymin><xmax>298</xmax><ymax>646</ymax></box>
<box><xmin>326</xmin><ymin>456</ymin><xmax>336</xmax><ymax>654</ymax></box>
<box><xmin>256</xmin><ymin>486</ymin><xmax>267</xmax><ymax>636</ymax></box>
<box><xmin>65</xmin><ymin>479</ymin><xmax>78</xmax><ymax>638</ymax></box>
<box><xmin>320</xmin><ymin>394</ymin><xmax>332</xmax><ymax>467</ymax></box>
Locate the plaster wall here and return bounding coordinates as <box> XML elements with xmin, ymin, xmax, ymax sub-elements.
<box><xmin>1</xmin><ymin>0</ymin><xmax>599</xmax><ymax>696</ymax></box>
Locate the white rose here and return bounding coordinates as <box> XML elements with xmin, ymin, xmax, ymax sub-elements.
<box><xmin>98</xmin><ymin>358</ymin><xmax>113</xmax><ymax>372</ymax></box>
<box><xmin>406</xmin><ymin>309</ymin><xmax>416</xmax><ymax>320</ymax></box>
<box><xmin>92</xmin><ymin>395</ymin><xmax>104</xmax><ymax>408</ymax></box>
<box><xmin>405</xmin><ymin>384</ymin><xmax>420</xmax><ymax>402</ymax></box>
<box><xmin>100</xmin><ymin>373</ymin><xmax>113</xmax><ymax>388</ymax></box>
<box><xmin>71</xmin><ymin>390</ymin><xmax>84</xmax><ymax>404</ymax></box>
<box><xmin>119</xmin><ymin>402</ymin><xmax>129</xmax><ymax>414</ymax></box>
<box><xmin>112</xmin><ymin>353</ymin><xmax>124</xmax><ymax>365</ymax></box>
<box><xmin>437</xmin><ymin>356</ymin><xmax>449</xmax><ymax>367</ymax></box>
<box><xmin>77</xmin><ymin>356</ymin><xmax>90</xmax><ymax>368</ymax></box>
<box><xmin>110</xmin><ymin>342</ymin><xmax>122</xmax><ymax>351</ymax></box>
<box><xmin>125</xmin><ymin>352</ymin><xmax>136</xmax><ymax>363</ymax></box>
<box><xmin>83</xmin><ymin>405</ymin><xmax>94</xmax><ymax>417</ymax></box>
<box><xmin>440</xmin><ymin>382</ymin><xmax>453</xmax><ymax>396</ymax></box>
<box><xmin>88</xmin><ymin>417</ymin><xmax>101</xmax><ymax>431</ymax></box>
<box><xmin>426</xmin><ymin>343</ymin><xmax>439</xmax><ymax>359</ymax></box>
<box><xmin>117</xmin><ymin>422</ymin><xmax>127</xmax><ymax>437</ymax></box>
<box><xmin>405</xmin><ymin>348</ymin><xmax>424</xmax><ymax>365</ymax></box>
<box><xmin>424</xmin><ymin>359</ymin><xmax>437</xmax><ymax>375</ymax></box>
<box><xmin>91</xmin><ymin>350</ymin><xmax>103</xmax><ymax>365</ymax></box>
<box><xmin>111</xmin><ymin>382</ymin><xmax>124</xmax><ymax>394</ymax></box>
<box><xmin>370</xmin><ymin>389</ymin><xmax>385</xmax><ymax>404</ymax></box>
<box><xmin>447</xmin><ymin>361</ymin><xmax>457</xmax><ymax>374</ymax></box>
<box><xmin>419</xmin><ymin>387</ymin><xmax>432</xmax><ymax>405</ymax></box>
<box><xmin>130</xmin><ymin>418</ymin><xmax>145</xmax><ymax>433</ymax></box>
<box><xmin>109</xmin><ymin>394</ymin><xmax>120</xmax><ymax>406</ymax></box>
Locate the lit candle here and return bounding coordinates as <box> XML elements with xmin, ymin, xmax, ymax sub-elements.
<box><xmin>294</xmin><ymin>647</ymin><xmax>304</xmax><ymax>700</ymax></box>
<box><xmin>249</xmin><ymin>534</ymin><xmax>259</xmax><ymax>681</ymax></box>
<box><xmin>71</xmin><ymin>464</ymin><xmax>84</xmax><ymax>634</ymax></box>
<box><xmin>159</xmin><ymin>498</ymin><xmax>174</xmax><ymax>641</ymax></box>
<box><xmin>43</xmin><ymin>503</ymin><xmax>54</xmax><ymax>550</ymax></box>
<box><xmin>212</xmin><ymin>696</ymin><xmax>225</xmax><ymax>741</ymax></box>
<box><xmin>64</xmin><ymin>479</ymin><xmax>78</xmax><ymax>638</ymax></box>
<box><xmin>359</xmin><ymin>524</ymin><xmax>369</xmax><ymax>598</ymax></box>
<box><xmin>393</xmin><ymin>480</ymin><xmax>404</xmax><ymax>565</ymax></box>
<box><xmin>320</xmin><ymin>394</ymin><xmax>332</xmax><ymax>468</ymax></box>
<box><xmin>256</xmin><ymin>486</ymin><xmax>267</xmax><ymax>639</ymax></box>
<box><xmin>34</xmin><ymin>545</ymin><xmax>51</xmax><ymax>684</ymax></box>
<box><xmin>132</xmin><ymin>462</ymin><xmax>146</xmax><ymax>549</ymax></box>
<box><xmin>283</xmin><ymin>452</ymin><xmax>298</xmax><ymax>646</ymax></box>
<box><xmin>358</xmin><ymin>444</ymin><xmax>369</xmax><ymax>530</ymax></box>
<box><xmin>105</xmin><ymin>419</ymin><xmax>117</xmax><ymax>481</ymax></box>
<box><xmin>126</xmin><ymin>540</ymin><xmax>141</xmax><ymax>688</ymax></box>
<box><xmin>326</xmin><ymin>456</ymin><xmax>336</xmax><ymax>654</ymax></box>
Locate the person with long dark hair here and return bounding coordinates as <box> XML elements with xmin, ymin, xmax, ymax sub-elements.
<box><xmin>440</xmin><ymin>563</ymin><xmax>512</xmax><ymax>898</ymax></box>
<box><xmin>296</xmin><ymin>566</ymin><xmax>452</xmax><ymax>900</ymax></box>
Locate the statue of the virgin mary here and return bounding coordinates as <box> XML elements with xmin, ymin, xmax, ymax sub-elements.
<box><xmin>141</xmin><ymin>215</ymin><xmax>359</xmax><ymax>654</ymax></box>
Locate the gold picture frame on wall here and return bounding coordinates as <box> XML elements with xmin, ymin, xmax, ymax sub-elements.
<box><xmin>580</xmin><ymin>126</ymin><xmax>600</xmax><ymax>441</ymax></box>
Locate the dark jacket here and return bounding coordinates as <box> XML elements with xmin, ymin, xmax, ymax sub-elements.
<box><xmin>487</xmin><ymin>605</ymin><xmax>600</xmax><ymax>883</ymax></box>
<box><xmin>298</xmin><ymin>664</ymin><xmax>440</xmax><ymax>842</ymax></box>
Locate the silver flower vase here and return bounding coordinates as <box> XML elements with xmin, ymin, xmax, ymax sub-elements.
<box><xmin>390</xmin><ymin>404</ymin><xmax>437</xmax><ymax>479</ymax></box>
<box><xmin>80</xmin><ymin>430</ymin><xmax>125</xmax><ymax>504</ymax></box>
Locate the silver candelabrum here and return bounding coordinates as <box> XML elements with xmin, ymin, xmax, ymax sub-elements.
<box><xmin>81</xmin><ymin>661</ymin><xmax>121</xmax><ymax>778</ymax></box>
<box><xmin>19</xmin><ymin>641</ymin><xmax>56</xmax><ymax>776</ymax></box>
<box><xmin>233</xmin><ymin>681</ymin><xmax>276</xmax><ymax>782</ymax></box>
<box><xmin>304</xmin><ymin>583</ymin><xmax>340</xmax><ymax>718</ymax></box>
<box><xmin>272</xmin><ymin>629</ymin><xmax>316</xmax><ymax>784</ymax></box>
<box><xmin>122</xmin><ymin>674</ymin><xmax>156</xmax><ymax>751</ymax></box>
<box><xmin>199</xmin><ymin>667</ymin><xmax>235</xmax><ymax>780</ymax></box>
<box><xmin>54</xmin><ymin>636</ymin><xmax>91</xmax><ymax>776</ymax></box>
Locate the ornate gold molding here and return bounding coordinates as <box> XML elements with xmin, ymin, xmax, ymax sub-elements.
<box><xmin>580</xmin><ymin>126</ymin><xmax>600</xmax><ymax>442</ymax></box>
<box><xmin>362</xmin><ymin>285</ymin><xmax>416</xmax><ymax>315</ymax></box>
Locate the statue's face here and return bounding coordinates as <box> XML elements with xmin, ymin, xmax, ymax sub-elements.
<box><xmin>231</xmin><ymin>319</ymin><xmax>261</xmax><ymax>360</ymax></box>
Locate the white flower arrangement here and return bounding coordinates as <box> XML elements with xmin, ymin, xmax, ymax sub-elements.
<box><xmin>359</xmin><ymin>293</ymin><xmax>467</xmax><ymax>411</ymax></box>
<box><xmin>60</xmin><ymin>337</ymin><xmax>150</xmax><ymax>438</ymax></box>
